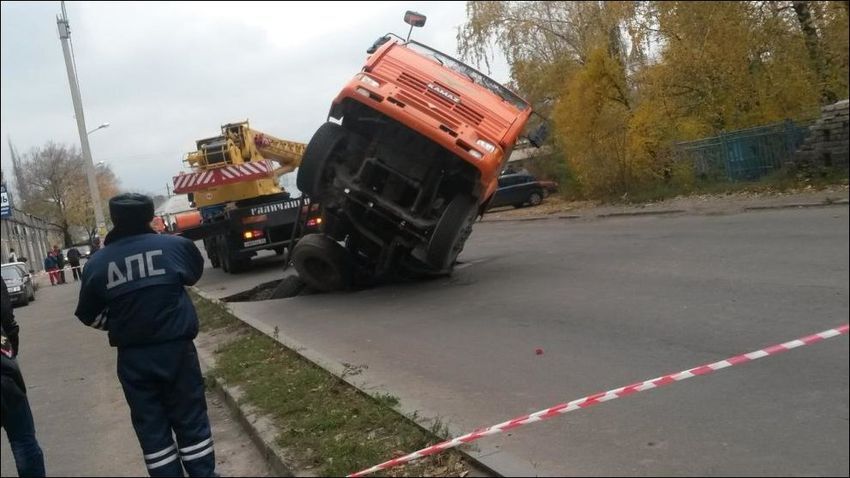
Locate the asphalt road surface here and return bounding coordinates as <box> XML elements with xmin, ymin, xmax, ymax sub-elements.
<box><xmin>196</xmin><ymin>206</ymin><xmax>849</xmax><ymax>476</ymax></box>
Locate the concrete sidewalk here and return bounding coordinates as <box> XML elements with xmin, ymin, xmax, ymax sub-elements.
<box><xmin>1</xmin><ymin>281</ymin><xmax>270</xmax><ymax>477</ymax></box>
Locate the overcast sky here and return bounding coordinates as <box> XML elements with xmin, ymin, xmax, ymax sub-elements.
<box><xmin>1</xmin><ymin>1</ymin><xmax>508</xmax><ymax>197</ymax></box>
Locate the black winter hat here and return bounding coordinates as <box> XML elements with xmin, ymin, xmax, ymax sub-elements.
<box><xmin>109</xmin><ymin>193</ymin><xmax>155</xmax><ymax>229</ymax></box>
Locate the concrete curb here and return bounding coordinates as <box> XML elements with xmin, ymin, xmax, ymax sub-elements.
<box><xmin>481</xmin><ymin>208</ymin><xmax>688</xmax><ymax>223</ymax></box>
<box><xmin>480</xmin><ymin>199</ymin><xmax>848</xmax><ymax>223</ymax></box>
<box><xmin>595</xmin><ymin>209</ymin><xmax>686</xmax><ymax>218</ymax></box>
<box><xmin>479</xmin><ymin>214</ymin><xmax>563</xmax><ymax>223</ymax></box>
<box><xmin>743</xmin><ymin>199</ymin><xmax>849</xmax><ymax>211</ymax></box>
<box><xmin>196</xmin><ymin>336</ymin><xmax>296</xmax><ymax>478</ymax></box>
<box><xmin>191</xmin><ymin>287</ymin><xmax>508</xmax><ymax>477</ymax></box>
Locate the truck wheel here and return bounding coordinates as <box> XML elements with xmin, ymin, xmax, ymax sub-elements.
<box><xmin>528</xmin><ymin>191</ymin><xmax>543</xmax><ymax>206</ymax></box>
<box><xmin>292</xmin><ymin>234</ymin><xmax>352</xmax><ymax>292</ymax></box>
<box><xmin>218</xmin><ymin>240</ymin><xmax>232</xmax><ymax>273</ymax></box>
<box><xmin>297</xmin><ymin>122</ymin><xmax>347</xmax><ymax>199</ymax></box>
<box><xmin>229</xmin><ymin>257</ymin><xmax>250</xmax><ymax>274</ymax></box>
<box><xmin>270</xmin><ymin>275</ymin><xmax>306</xmax><ymax>299</ymax></box>
<box><xmin>205</xmin><ymin>238</ymin><xmax>221</xmax><ymax>268</ymax></box>
<box><xmin>426</xmin><ymin>195</ymin><xmax>478</xmax><ymax>271</ymax></box>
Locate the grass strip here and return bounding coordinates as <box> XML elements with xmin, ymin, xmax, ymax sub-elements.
<box><xmin>191</xmin><ymin>291</ymin><xmax>474</xmax><ymax>477</ymax></box>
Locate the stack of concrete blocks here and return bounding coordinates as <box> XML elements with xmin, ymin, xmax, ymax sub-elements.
<box><xmin>791</xmin><ymin>99</ymin><xmax>849</xmax><ymax>171</ymax></box>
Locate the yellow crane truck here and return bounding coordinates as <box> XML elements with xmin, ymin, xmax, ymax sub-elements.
<box><xmin>172</xmin><ymin>121</ymin><xmax>320</xmax><ymax>273</ymax></box>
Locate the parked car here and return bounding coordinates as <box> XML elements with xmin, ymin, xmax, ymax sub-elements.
<box><xmin>488</xmin><ymin>173</ymin><xmax>545</xmax><ymax>209</ymax></box>
<box><xmin>3</xmin><ymin>262</ymin><xmax>37</xmax><ymax>290</ymax></box>
<box><xmin>538</xmin><ymin>180</ymin><xmax>559</xmax><ymax>197</ymax></box>
<box><xmin>2</xmin><ymin>263</ymin><xmax>36</xmax><ymax>306</ymax></box>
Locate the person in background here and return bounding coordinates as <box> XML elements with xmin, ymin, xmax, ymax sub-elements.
<box><xmin>90</xmin><ymin>236</ymin><xmax>101</xmax><ymax>255</ymax></box>
<box><xmin>43</xmin><ymin>253</ymin><xmax>58</xmax><ymax>286</ymax></box>
<box><xmin>52</xmin><ymin>246</ymin><xmax>67</xmax><ymax>284</ymax></box>
<box><xmin>75</xmin><ymin>193</ymin><xmax>216</xmax><ymax>477</ymax></box>
<box><xmin>67</xmin><ymin>247</ymin><xmax>82</xmax><ymax>281</ymax></box>
<box><xmin>7</xmin><ymin>248</ymin><xmax>17</xmax><ymax>263</ymax></box>
<box><xmin>1</xmin><ymin>280</ymin><xmax>46</xmax><ymax>477</ymax></box>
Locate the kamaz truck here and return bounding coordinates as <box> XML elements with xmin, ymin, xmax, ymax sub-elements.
<box><xmin>292</xmin><ymin>11</ymin><xmax>547</xmax><ymax>290</ymax></box>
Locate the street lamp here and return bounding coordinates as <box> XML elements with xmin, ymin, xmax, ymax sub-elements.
<box><xmin>87</xmin><ymin>122</ymin><xmax>110</xmax><ymax>135</ymax></box>
<box><xmin>57</xmin><ymin>1</ymin><xmax>108</xmax><ymax>239</ymax></box>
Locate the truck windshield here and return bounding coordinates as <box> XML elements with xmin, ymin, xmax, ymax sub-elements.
<box><xmin>404</xmin><ymin>41</ymin><xmax>530</xmax><ymax>111</ymax></box>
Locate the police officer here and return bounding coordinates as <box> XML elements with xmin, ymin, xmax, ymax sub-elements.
<box><xmin>75</xmin><ymin>193</ymin><xmax>216</xmax><ymax>477</ymax></box>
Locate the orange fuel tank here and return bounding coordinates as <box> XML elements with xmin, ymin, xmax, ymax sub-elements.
<box><xmin>174</xmin><ymin>210</ymin><xmax>203</xmax><ymax>232</ymax></box>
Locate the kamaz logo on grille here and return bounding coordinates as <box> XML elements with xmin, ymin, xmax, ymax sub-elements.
<box><xmin>427</xmin><ymin>83</ymin><xmax>460</xmax><ymax>103</ymax></box>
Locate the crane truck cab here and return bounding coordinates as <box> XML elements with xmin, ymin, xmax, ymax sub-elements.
<box><xmin>294</xmin><ymin>12</ymin><xmax>546</xmax><ymax>291</ymax></box>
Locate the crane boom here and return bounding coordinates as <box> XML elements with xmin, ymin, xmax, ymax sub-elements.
<box><xmin>173</xmin><ymin>121</ymin><xmax>306</xmax><ymax>207</ymax></box>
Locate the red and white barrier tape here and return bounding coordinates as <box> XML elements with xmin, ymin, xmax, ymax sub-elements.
<box><xmin>33</xmin><ymin>264</ymin><xmax>83</xmax><ymax>278</ymax></box>
<box><xmin>348</xmin><ymin>323</ymin><xmax>850</xmax><ymax>477</ymax></box>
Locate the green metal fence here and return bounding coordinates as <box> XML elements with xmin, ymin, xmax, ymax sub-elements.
<box><xmin>675</xmin><ymin>119</ymin><xmax>813</xmax><ymax>181</ymax></box>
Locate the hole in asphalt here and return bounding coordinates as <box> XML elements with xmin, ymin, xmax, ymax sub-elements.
<box><xmin>222</xmin><ymin>260</ymin><xmax>473</xmax><ymax>303</ymax></box>
<box><xmin>222</xmin><ymin>276</ymin><xmax>314</xmax><ymax>302</ymax></box>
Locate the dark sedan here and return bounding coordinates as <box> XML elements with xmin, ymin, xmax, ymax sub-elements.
<box><xmin>488</xmin><ymin>173</ymin><xmax>545</xmax><ymax>209</ymax></box>
<box><xmin>2</xmin><ymin>263</ymin><xmax>36</xmax><ymax>306</ymax></box>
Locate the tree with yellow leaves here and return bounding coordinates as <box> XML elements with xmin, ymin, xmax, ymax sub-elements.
<box><xmin>459</xmin><ymin>0</ymin><xmax>849</xmax><ymax>198</ymax></box>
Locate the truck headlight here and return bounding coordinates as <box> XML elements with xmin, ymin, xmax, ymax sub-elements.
<box><xmin>475</xmin><ymin>139</ymin><xmax>496</xmax><ymax>153</ymax></box>
<box><xmin>9</xmin><ymin>286</ymin><xmax>21</xmax><ymax>293</ymax></box>
<box><xmin>359</xmin><ymin>74</ymin><xmax>380</xmax><ymax>88</ymax></box>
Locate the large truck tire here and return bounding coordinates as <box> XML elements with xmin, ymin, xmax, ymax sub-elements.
<box><xmin>426</xmin><ymin>194</ymin><xmax>478</xmax><ymax>271</ymax></box>
<box><xmin>292</xmin><ymin>233</ymin><xmax>352</xmax><ymax>292</ymax></box>
<box><xmin>228</xmin><ymin>257</ymin><xmax>249</xmax><ymax>274</ymax></box>
<box><xmin>297</xmin><ymin>122</ymin><xmax>347</xmax><ymax>199</ymax></box>
<box><xmin>270</xmin><ymin>275</ymin><xmax>306</xmax><ymax>299</ymax></box>
<box><xmin>205</xmin><ymin>238</ymin><xmax>221</xmax><ymax>268</ymax></box>
<box><xmin>218</xmin><ymin>240</ymin><xmax>231</xmax><ymax>273</ymax></box>
<box><xmin>218</xmin><ymin>238</ymin><xmax>248</xmax><ymax>274</ymax></box>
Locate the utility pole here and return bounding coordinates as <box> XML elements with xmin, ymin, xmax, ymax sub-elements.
<box><xmin>57</xmin><ymin>1</ymin><xmax>107</xmax><ymax>239</ymax></box>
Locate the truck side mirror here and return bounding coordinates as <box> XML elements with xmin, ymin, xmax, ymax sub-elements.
<box><xmin>404</xmin><ymin>11</ymin><xmax>426</xmax><ymax>42</ymax></box>
<box><xmin>367</xmin><ymin>35</ymin><xmax>390</xmax><ymax>54</ymax></box>
<box><xmin>528</xmin><ymin>122</ymin><xmax>550</xmax><ymax>148</ymax></box>
<box><xmin>404</xmin><ymin>11</ymin><xmax>427</xmax><ymax>28</ymax></box>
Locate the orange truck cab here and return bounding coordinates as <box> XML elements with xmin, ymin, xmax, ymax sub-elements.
<box><xmin>294</xmin><ymin>12</ymin><xmax>546</xmax><ymax>290</ymax></box>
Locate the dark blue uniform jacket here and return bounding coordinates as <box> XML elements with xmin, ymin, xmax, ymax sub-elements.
<box><xmin>74</xmin><ymin>234</ymin><xmax>204</xmax><ymax>348</ymax></box>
